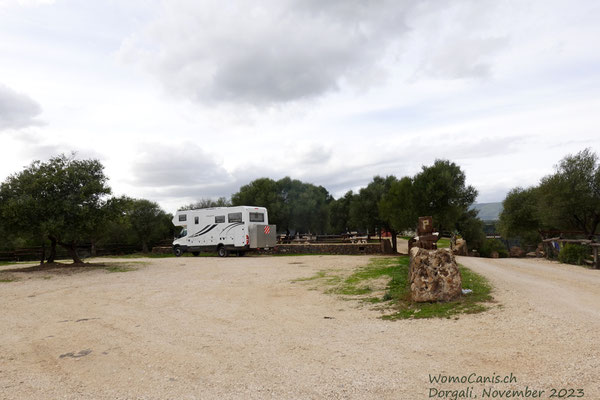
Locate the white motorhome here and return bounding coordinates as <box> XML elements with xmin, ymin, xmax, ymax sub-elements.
<box><xmin>172</xmin><ymin>206</ymin><xmax>276</xmax><ymax>257</ymax></box>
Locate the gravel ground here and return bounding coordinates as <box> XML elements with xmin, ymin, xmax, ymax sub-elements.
<box><xmin>0</xmin><ymin>255</ymin><xmax>599</xmax><ymax>399</ymax></box>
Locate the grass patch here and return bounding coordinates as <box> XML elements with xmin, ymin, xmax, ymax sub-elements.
<box><xmin>104</xmin><ymin>265</ymin><xmax>137</xmax><ymax>273</ymax></box>
<box><xmin>272</xmin><ymin>253</ymin><xmax>342</xmax><ymax>257</ymax></box>
<box><xmin>293</xmin><ymin>270</ymin><xmax>327</xmax><ymax>281</ymax></box>
<box><xmin>102</xmin><ymin>261</ymin><xmax>147</xmax><ymax>273</ymax></box>
<box><xmin>0</xmin><ymin>260</ymin><xmax>36</xmax><ymax>266</ymax></box>
<box><xmin>436</xmin><ymin>237</ymin><xmax>451</xmax><ymax>249</ymax></box>
<box><xmin>97</xmin><ymin>252</ymin><xmax>182</xmax><ymax>259</ymax></box>
<box><xmin>0</xmin><ymin>277</ymin><xmax>18</xmax><ymax>283</ymax></box>
<box><xmin>292</xmin><ymin>270</ymin><xmax>344</xmax><ymax>285</ymax></box>
<box><xmin>332</xmin><ymin>257</ymin><xmax>404</xmax><ymax>296</ymax></box>
<box><xmin>0</xmin><ymin>261</ymin><xmax>17</xmax><ymax>266</ymax></box>
<box><xmin>296</xmin><ymin>256</ymin><xmax>494</xmax><ymax>320</ymax></box>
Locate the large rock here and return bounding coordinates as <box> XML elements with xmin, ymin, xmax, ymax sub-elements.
<box><xmin>509</xmin><ymin>246</ymin><xmax>525</xmax><ymax>258</ymax></box>
<box><xmin>535</xmin><ymin>243</ymin><xmax>545</xmax><ymax>258</ymax></box>
<box><xmin>452</xmin><ymin>238</ymin><xmax>468</xmax><ymax>256</ymax></box>
<box><xmin>409</xmin><ymin>247</ymin><xmax>462</xmax><ymax>302</ymax></box>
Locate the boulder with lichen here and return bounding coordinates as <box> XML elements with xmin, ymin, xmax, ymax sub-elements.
<box><xmin>409</xmin><ymin>247</ymin><xmax>462</xmax><ymax>302</ymax></box>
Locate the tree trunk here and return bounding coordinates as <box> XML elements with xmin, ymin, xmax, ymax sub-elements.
<box><xmin>67</xmin><ymin>243</ymin><xmax>83</xmax><ymax>264</ymax></box>
<box><xmin>391</xmin><ymin>229</ymin><xmax>397</xmax><ymax>253</ymax></box>
<box><xmin>590</xmin><ymin>215</ymin><xmax>599</xmax><ymax>238</ymax></box>
<box><xmin>47</xmin><ymin>236</ymin><xmax>57</xmax><ymax>263</ymax></box>
<box><xmin>90</xmin><ymin>239</ymin><xmax>97</xmax><ymax>257</ymax></box>
<box><xmin>142</xmin><ymin>241</ymin><xmax>149</xmax><ymax>253</ymax></box>
<box><xmin>59</xmin><ymin>241</ymin><xmax>82</xmax><ymax>264</ymax></box>
<box><xmin>39</xmin><ymin>240</ymin><xmax>46</xmax><ymax>265</ymax></box>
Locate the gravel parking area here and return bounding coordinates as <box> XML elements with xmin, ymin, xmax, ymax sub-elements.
<box><xmin>1</xmin><ymin>255</ymin><xmax>598</xmax><ymax>399</ymax></box>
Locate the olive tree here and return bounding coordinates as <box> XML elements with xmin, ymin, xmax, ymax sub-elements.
<box><xmin>0</xmin><ymin>154</ymin><xmax>111</xmax><ymax>263</ymax></box>
<box><xmin>537</xmin><ymin>148</ymin><xmax>600</xmax><ymax>236</ymax></box>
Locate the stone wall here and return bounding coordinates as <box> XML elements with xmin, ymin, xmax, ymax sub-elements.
<box><xmin>157</xmin><ymin>242</ymin><xmax>393</xmax><ymax>256</ymax></box>
<box><xmin>257</xmin><ymin>243</ymin><xmax>388</xmax><ymax>255</ymax></box>
<box><xmin>152</xmin><ymin>246</ymin><xmax>172</xmax><ymax>254</ymax></box>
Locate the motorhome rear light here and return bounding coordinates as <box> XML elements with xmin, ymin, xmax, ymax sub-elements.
<box><xmin>246</xmin><ymin>235</ymin><xmax>249</xmax><ymax>245</ymax></box>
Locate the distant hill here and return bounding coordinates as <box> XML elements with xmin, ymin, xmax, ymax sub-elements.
<box><xmin>470</xmin><ymin>202</ymin><xmax>503</xmax><ymax>221</ymax></box>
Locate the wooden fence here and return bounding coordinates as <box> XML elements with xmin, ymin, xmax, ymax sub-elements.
<box><xmin>0</xmin><ymin>243</ymin><xmax>144</xmax><ymax>262</ymax></box>
<box><xmin>542</xmin><ymin>237</ymin><xmax>600</xmax><ymax>269</ymax></box>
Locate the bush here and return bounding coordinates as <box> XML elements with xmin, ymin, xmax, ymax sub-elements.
<box><xmin>558</xmin><ymin>243</ymin><xmax>589</xmax><ymax>265</ymax></box>
<box><xmin>479</xmin><ymin>239</ymin><xmax>508</xmax><ymax>258</ymax></box>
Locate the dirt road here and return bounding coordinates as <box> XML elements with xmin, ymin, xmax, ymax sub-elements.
<box><xmin>1</xmin><ymin>255</ymin><xmax>599</xmax><ymax>399</ymax></box>
<box><xmin>458</xmin><ymin>256</ymin><xmax>600</xmax><ymax>323</ymax></box>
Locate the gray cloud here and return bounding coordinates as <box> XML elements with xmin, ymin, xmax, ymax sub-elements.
<box><xmin>129</xmin><ymin>135</ymin><xmax>523</xmax><ymax>206</ymax></box>
<box><xmin>474</xmin><ymin>184</ymin><xmax>511</xmax><ymax>203</ymax></box>
<box><xmin>282</xmin><ymin>135</ymin><xmax>527</xmax><ymax>200</ymax></box>
<box><xmin>121</xmin><ymin>0</ymin><xmax>414</xmax><ymax>105</ymax></box>
<box><xmin>0</xmin><ymin>84</ymin><xmax>42</xmax><ymax>130</ymax></box>
<box><xmin>131</xmin><ymin>142</ymin><xmax>231</xmax><ymax>188</ymax></box>
<box><xmin>121</xmin><ymin>1</ymin><xmax>511</xmax><ymax>106</ymax></box>
<box><xmin>11</xmin><ymin>131</ymin><xmax>105</xmax><ymax>163</ymax></box>
<box><xmin>297</xmin><ymin>144</ymin><xmax>332</xmax><ymax>165</ymax></box>
<box><xmin>418</xmin><ymin>36</ymin><xmax>507</xmax><ymax>80</ymax></box>
<box><xmin>409</xmin><ymin>1</ymin><xmax>509</xmax><ymax>80</ymax></box>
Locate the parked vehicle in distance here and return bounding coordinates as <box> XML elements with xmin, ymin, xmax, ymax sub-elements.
<box><xmin>172</xmin><ymin>206</ymin><xmax>277</xmax><ymax>257</ymax></box>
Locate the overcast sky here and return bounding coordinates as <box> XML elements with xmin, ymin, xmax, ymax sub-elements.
<box><xmin>1</xmin><ymin>0</ymin><xmax>599</xmax><ymax>213</ymax></box>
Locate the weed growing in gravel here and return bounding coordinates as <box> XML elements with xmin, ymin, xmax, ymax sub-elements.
<box><xmin>293</xmin><ymin>270</ymin><xmax>343</xmax><ymax>285</ymax></box>
<box><xmin>103</xmin><ymin>262</ymin><xmax>147</xmax><ymax>273</ymax></box>
<box><xmin>104</xmin><ymin>265</ymin><xmax>136</xmax><ymax>273</ymax></box>
<box><xmin>97</xmin><ymin>252</ymin><xmax>206</xmax><ymax>259</ymax></box>
<box><xmin>0</xmin><ymin>261</ymin><xmax>35</xmax><ymax>266</ymax></box>
<box><xmin>293</xmin><ymin>271</ymin><xmax>327</xmax><ymax>281</ymax></box>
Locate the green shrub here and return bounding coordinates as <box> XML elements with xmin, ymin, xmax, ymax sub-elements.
<box><xmin>558</xmin><ymin>243</ymin><xmax>589</xmax><ymax>265</ymax></box>
<box><xmin>479</xmin><ymin>239</ymin><xmax>508</xmax><ymax>258</ymax></box>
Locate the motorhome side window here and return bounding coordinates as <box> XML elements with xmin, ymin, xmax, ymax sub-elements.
<box><xmin>215</xmin><ymin>215</ymin><xmax>225</xmax><ymax>223</ymax></box>
<box><xmin>194</xmin><ymin>216</ymin><xmax>199</xmax><ymax>224</ymax></box>
<box><xmin>179</xmin><ymin>214</ymin><xmax>187</xmax><ymax>222</ymax></box>
<box><xmin>228</xmin><ymin>212</ymin><xmax>242</xmax><ymax>223</ymax></box>
<box><xmin>249</xmin><ymin>212</ymin><xmax>264</xmax><ymax>222</ymax></box>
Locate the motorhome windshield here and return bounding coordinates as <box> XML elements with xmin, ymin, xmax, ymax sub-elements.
<box><xmin>177</xmin><ymin>228</ymin><xmax>187</xmax><ymax>239</ymax></box>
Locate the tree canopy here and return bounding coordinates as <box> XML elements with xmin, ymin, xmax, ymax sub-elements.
<box><xmin>0</xmin><ymin>154</ymin><xmax>111</xmax><ymax>263</ymax></box>
<box><xmin>349</xmin><ymin>175</ymin><xmax>397</xmax><ymax>236</ymax></box>
<box><xmin>0</xmin><ymin>155</ymin><xmax>174</xmax><ymax>263</ymax></box>
<box><xmin>537</xmin><ymin>148</ymin><xmax>600</xmax><ymax>235</ymax></box>
<box><xmin>231</xmin><ymin>177</ymin><xmax>331</xmax><ymax>234</ymax></box>
<box><xmin>125</xmin><ymin>198</ymin><xmax>172</xmax><ymax>253</ymax></box>
<box><xmin>379</xmin><ymin>176</ymin><xmax>416</xmax><ymax>234</ymax></box>
<box><xmin>499</xmin><ymin>148</ymin><xmax>600</xmax><ymax>242</ymax></box>
<box><xmin>411</xmin><ymin>159</ymin><xmax>478</xmax><ymax>234</ymax></box>
<box><xmin>179</xmin><ymin>197</ymin><xmax>231</xmax><ymax>211</ymax></box>
<box><xmin>329</xmin><ymin>190</ymin><xmax>355</xmax><ymax>234</ymax></box>
<box><xmin>498</xmin><ymin>187</ymin><xmax>541</xmax><ymax>246</ymax></box>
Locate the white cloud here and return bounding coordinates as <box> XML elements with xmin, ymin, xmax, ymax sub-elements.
<box><xmin>0</xmin><ymin>0</ymin><xmax>55</xmax><ymax>6</ymax></box>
